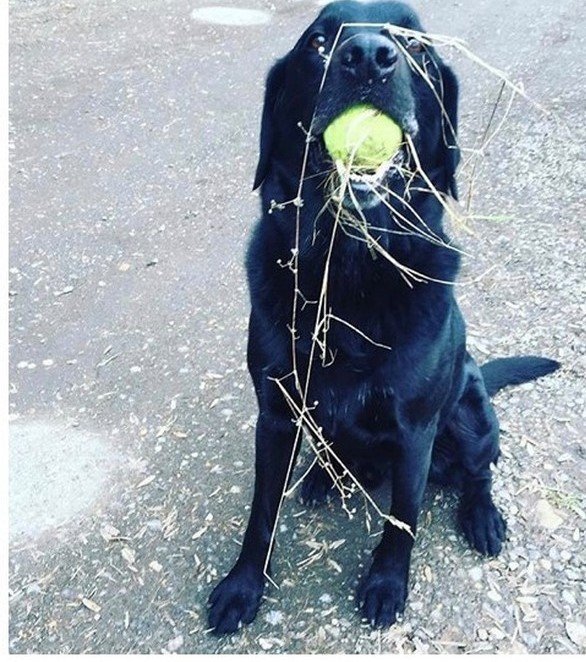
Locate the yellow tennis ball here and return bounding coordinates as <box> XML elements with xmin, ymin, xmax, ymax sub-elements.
<box><xmin>323</xmin><ymin>104</ymin><xmax>403</xmax><ymax>169</ymax></box>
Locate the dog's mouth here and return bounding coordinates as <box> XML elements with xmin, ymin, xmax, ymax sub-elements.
<box><xmin>334</xmin><ymin>147</ymin><xmax>407</xmax><ymax>210</ymax></box>
<box><xmin>312</xmin><ymin>110</ymin><xmax>417</xmax><ymax>211</ymax></box>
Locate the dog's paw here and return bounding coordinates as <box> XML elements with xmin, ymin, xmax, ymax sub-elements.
<box><xmin>356</xmin><ymin>569</ymin><xmax>408</xmax><ymax>629</ymax></box>
<box><xmin>460</xmin><ymin>498</ymin><xmax>507</xmax><ymax>556</ymax></box>
<box><xmin>207</xmin><ymin>567</ymin><xmax>264</xmax><ymax>635</ymax></box>
<box><xmin>299</xmin><ymin>464</ymin><xmax>334</xmax><ymax>507</ymax></box>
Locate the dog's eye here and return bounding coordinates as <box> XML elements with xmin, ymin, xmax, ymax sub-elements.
<box><xmin>309</xmin><ymin>33</ymin><xmax>327</xmax><ymax>51</ymax></box>
<box><xmin>406</xmin><ymin>37</ymin><xmax>424</xmax><ymax>54</ymax></box>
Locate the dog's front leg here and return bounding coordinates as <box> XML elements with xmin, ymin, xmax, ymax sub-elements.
<box><xmin>357</xmin><ymin>423</ymin><xmax>435</xmax><ymax>628</ymax></box>
<box><xmin>208</xmin><ymin>408</ymin><xmax>298</xmax><ymax>634</ymax></box>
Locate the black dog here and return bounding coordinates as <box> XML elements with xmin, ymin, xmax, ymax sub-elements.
<box><xmin>208</xmin><ymin>0</ymin><xmax>559</xmax><ymax>634</ymax></box>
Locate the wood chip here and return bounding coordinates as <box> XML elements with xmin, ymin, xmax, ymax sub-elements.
<box><xmin>327</xmin><ymin>559</ymin><xmax>342</xmax><ymax>573</ymax></box>
<box><xmin>53</xmin><ymin>285</ymin><xmax>75</xmax><ymax>297</ymax></box>
<box><xmin>121</xmin><ymin>547</ymin><xmax>136</xmax><ymax>565</ymax></box>
<box><xmin>136</xmin><ymin>475</ymin><xmax>156</xmax><ymax>489</ymax></box>
<box><xmin>192</xmin><ymin>527</ymin><xmax>208</xmax><ymax>540</ymax></box>
<box><xmin>100</xmin><ymin>524</ymin><xmax>121</xmax><ymax>542</ymax></box>
<box><xmin>81</xmin><ymin>597</ymin><xmax>101</xmax><ymax>613</ymax></box>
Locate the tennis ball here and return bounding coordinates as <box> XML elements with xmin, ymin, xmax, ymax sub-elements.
<box><xmin>323</xmin><ymin>104</ymin><xmax>403</xmax><ymax>169</ymax></box>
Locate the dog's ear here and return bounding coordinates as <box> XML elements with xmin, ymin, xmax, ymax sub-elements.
<box><xmin>438</xmin><ymin>63</ymin><xmax>460</xmax><ymax>200</ymax></box>
<box><xmin>253</xmin><ymin>57</ymin><xmax>288</xmax><ymax>191</ymax></box>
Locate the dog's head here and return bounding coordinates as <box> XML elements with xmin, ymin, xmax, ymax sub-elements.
<box><xmin>253</xmin><ymin>0</ymin><xmax>460</xmax><ymax>210</ymax></box>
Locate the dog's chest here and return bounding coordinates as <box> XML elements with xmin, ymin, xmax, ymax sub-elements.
<box><xmin>309</xmin><ymin>368</ymin><xmax>401</xmax><ymax>453</ymax></box>
<box><xmin>295</xmin><ymin>286</ymin><xmax>403</xmax><ymax>371</ymax></box>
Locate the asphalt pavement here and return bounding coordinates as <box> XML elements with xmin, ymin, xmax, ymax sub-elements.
<box><xmin>9</xmin><ymin>0</ymin><xmax>585</xmax><ymax>653</ymax></box>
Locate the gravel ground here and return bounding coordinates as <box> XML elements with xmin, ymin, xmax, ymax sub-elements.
<box><xmin>9</xmin><ymin>0</ymin><xmax>585</xmax><ymax>654</ymax></box>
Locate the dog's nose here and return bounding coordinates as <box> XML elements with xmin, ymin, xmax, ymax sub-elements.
<box><xmin>338</xmin><ymin>33</ymin><xmax>398</xmax><ymax>81</ymax></box>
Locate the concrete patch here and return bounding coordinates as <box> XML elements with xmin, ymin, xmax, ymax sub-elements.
<box><xmin>9</xmin><ymin>421</ymin><xmax>121</xmax><ymax>541</ymax></box>
<box><xmin>190</xmin><ymin>6</ymin><xmax>271</xmax><ymax>26</ymax></box>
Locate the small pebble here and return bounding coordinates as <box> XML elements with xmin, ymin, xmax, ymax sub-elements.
<box><xmin>561</xmin><ymin>589</ymin><xmax>576</xmax><ymax>605</ymax></box>
<box><xmin>489</xmin><ymin>626</ymin><xmax>506</xmax><ymax>641</ymax></box>
<box><xmin>566</xmin><ymin>622</ymin><xmax>586</xmax><ymax>648</ymax></box>
<box><xmin>534</xmin><ymin>499</ymin><xmax>564</xmax><ymax>530</ymax></box>
<box><xmin>468</xmin><ymin>567</ymin><xmax>483</xmax><ymax>582</ymax></box>
<box><xmin>264</xmin><ymin>610</ymin><xmax>284</xmax><ymax>626</ymax></box>
<box><xmin>146</xmin><ymin>519</ymin><xmax>163</xmax><ymax>531</ymax></box>
<box><xmin>166</xmin><ymin>634</ymin><xmax>183</xmax><ymax>652</ymax></box>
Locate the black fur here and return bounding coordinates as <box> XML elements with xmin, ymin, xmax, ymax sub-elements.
<box><xmin>207</xmin><ymin>0</ymin><xmax>559</xmax><ymax>634</ymax></box>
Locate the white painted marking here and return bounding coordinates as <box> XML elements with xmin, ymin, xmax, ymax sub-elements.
<box><xmin>9</xmin><ymin>421</ymin><xmax>121</xmax><ymax>540</ymax></box>
<box><xmin>190</xmin><ymin>6</ymin><xmax>271</xmax><ymax>26</ymax></box>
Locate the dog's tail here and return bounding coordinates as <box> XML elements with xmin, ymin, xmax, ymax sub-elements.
<box><xmin>480</xmin><ymin>356</ymin><xmax>560</xmax><ymax>397</ymax></box>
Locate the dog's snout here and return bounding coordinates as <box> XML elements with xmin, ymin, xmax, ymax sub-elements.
<box><xmin>339</xmin><ymin>33</ymin><xmax>398</xmax><ymax>81</ymax></box>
